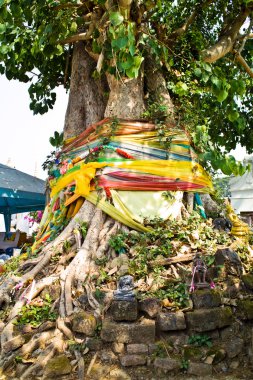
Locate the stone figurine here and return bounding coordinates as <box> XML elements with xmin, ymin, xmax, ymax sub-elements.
<box><xmin>113</xmin><ymin>275</ymin><xmax>135</xmax><ymax>301</ymax></box>
<box><xmin>190</xmin><ymin>253</ymin><xmax>215</xmax><ymax>292</ymax></box>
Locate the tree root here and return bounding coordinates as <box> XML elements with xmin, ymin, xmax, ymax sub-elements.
<box><xmin>75</xmin><ymin>350</ymin><xmax>85</xmax><ymax>380</ymax></box>
<box><xmin>95</xmin><ymin>220</ymin><xmax>120</xmax><ymax>259</ymax></box>
<box><xmin>20</xmin><ymin>330</ymin><xmax>65</xmax><ymax>379</ymax></box>
<box><xmin>20</xmin><ymin>330</ymin><xmax>56</xmax><ymax>358</ymax></box>
<box><xmin>56</xmin><ymin>317</ymin><xmax>73</xmax><ymax>340</ymax></box>
<box><xmin>20</xmin><ymin>201</ymin><xmax>94</xmax><ymax>284</ymax></box>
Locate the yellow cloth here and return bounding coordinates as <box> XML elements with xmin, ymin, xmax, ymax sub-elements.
<box><xmin>51</xmin><ymin>160</ymin><xmax>213</xmax><ymax>199</ymax></box>
<box><xmin>86</xmin><ymin>192</ymin><xmax>151</xmax><ymax>233</ymax></box>
<box><xmin>111</xmin><ymin>190</ymin><xmax>183</xmax><ymax>223</ymax></box>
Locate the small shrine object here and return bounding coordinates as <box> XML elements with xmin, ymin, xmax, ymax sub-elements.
<box><xmin>113</xmin><ymin>275</ymin><xmax>135</xmax><ymax>301</ymax></box>
<box><xmin>189</xmin><ymin>253</ymin><xmax>215</xmax><ymax>292</ymax></box>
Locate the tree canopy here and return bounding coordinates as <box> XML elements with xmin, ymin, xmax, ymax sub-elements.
<box><xmin>0</xmin><ymin>0</ymin><xmax>253</xmax><ymax>175</ymax></box>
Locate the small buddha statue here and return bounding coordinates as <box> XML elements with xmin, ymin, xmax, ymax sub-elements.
<box><xmin>113</xmin><ymin>275</ymin><xmax>135</xmax><ymax>301</ymax></box>
<box><xmin>226</xmin><ymin>202</ymin><xmax>251</xmax><ymax>242</ymax></box>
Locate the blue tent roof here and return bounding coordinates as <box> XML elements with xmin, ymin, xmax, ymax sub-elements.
<box><xmin>0</xmin><ymin>164</ymin><xmax>46</xmax><ymax>231</ymax></box>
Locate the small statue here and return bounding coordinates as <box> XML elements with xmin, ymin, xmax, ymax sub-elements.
<box><xmin>226</xmin><ymin>202</ymin><xmax>251</xmax><ymax>242</ymax></box>
<box><xmin>213</xmin><ymin>217</ymin><xmax>232</xmax><ymax>232</ymax></box>
<box><xmin>114</xmin><ymin>275</ymin><xmax>135</xmax><ymax>301</ymax></box>
<box><xmin>189</xmin><ymin>254</ymin><xmax>215</xmax><ymax>292</ymax></box>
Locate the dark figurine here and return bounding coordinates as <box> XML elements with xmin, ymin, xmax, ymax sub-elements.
<box><xmin>213</xmin><ymin>217</ymin><xmax>232</xmax><ymax>232</ymax></box>
<box><xmin>190</xmin><ymin>253</ymin><xmax>215</xmax><ymax>292</ymax></box>
<box><xmin>114</xmin><ymin>275</ymin><xmax>135</xmax><ymax>301</ymax></box>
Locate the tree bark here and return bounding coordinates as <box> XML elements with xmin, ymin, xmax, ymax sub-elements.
<box><xmin>104</xmin><ymin>73</ymin><xmax>145</xmax><ymax>119</ymax></box>
<box><xmin>64</xmin><ymin>42</ymin><xmax>108</xmax><ymax>139</ymax></box>
<box><xmin>144</xmin><ymin>58</ymin><xmax>174</xmax><ymax>122</ymax></box>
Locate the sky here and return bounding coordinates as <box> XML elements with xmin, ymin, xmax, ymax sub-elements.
<box><xmin>0</xmin><ymin>75</ymin><xmax>69</xmax><ymax>179</ymax></box>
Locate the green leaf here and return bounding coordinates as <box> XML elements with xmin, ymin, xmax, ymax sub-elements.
<box><xmin>227</xmin><ymin>110</ymin><xmax>239</xmax><ymax>122</ymax></box>
<box><xmin>120</xmin><ymin>55</ymin><xmax>134</xmax><ymax>70</ymax></box>
<box><xmin>216</xmin><ymin>89</ymin><xmax>228</xmax><ymax>102</ymax></box>
<box><xmin>0</xmin><ymin>23</ymin><xmax>6</xmax><ymax>34</ymax></box>
<box><xmin>111</xmin><ymin>36</ymin><xmax>128</xmax><ymax>50</ymax></box>
<box><xmin>129</xmin><ymin>43</ymin><xmax>135</xmax><ymax>56</ymax></box>
<box><xmin>109</xmin><ymin>12</ymin><xmax>124</xmax><ymax>26</ymax></box>
<box><xmin>70</xmin><ymin>21</ymin><xmax>77</xmax><ymax>32</ymax></box>
<box><xmin>211</xmin><ymin>76</ymin><xmax>222</xmax><ymax>88</ymax></box>
<box><xmin>194</xmin><ymin>68</ymin><xmax>201</xmax><ymax>77</ymax></box>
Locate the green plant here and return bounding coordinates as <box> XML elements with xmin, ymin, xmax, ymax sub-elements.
<box><xmin>80</xmin><ymin>222</ymin><xmax>88</xmax><ymax>239</ymax></box>
<box><xmin>49</xmin><ymin>131</ymin><xmax>64</xmax><ymax>149</ymax></box>
<box><xmin>188</xmin><ymin>334</ymin><xmax>212</xmax><ymax>347</ymax></box>
<box><xmin>94</xmin><ymin>288</ymin><xmax>105</xmax><ymax>302</ymax></box>
<box><xmin>109</xmin><ymin>231</ymin><xmax>128</xmax><ymax>253</ymax></box>
<box><xmin>181</xmin><ymin>358</ymin><xmax>189</xmax><ymax>371</ymax></box>
<box><xmin>15</xmin><ymin>356</ymin><xmax>23</xmax><ymax>363</ymax></box>
<box><xmin>152</xmin><ymin>340</ymin><xmax>171</xmax><ymax>359</ymax></box>
<box><xmin>15</xmin><ymin>294</ymin><xmax>57</xmax><ymax>327</ymax></box>
<box><xmin>96</xmin><ymin>269</ymin><xmax>109</xmax><ymax>285</ymax></box>
<box><xmin>95</xmin><ymin>322</ymin><xmax>102</xmax><ymax>337</ymax></box>
<box><xmin>67</xmin><ymin>340</ymin><xmax>87</xmax><ymax>353</ymax></box>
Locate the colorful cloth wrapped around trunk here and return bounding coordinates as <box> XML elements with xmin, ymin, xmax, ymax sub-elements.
<box><xmin>32</xmin><ymin>118</ymin><xmax>213</xmax><ymax>252</ymax></box>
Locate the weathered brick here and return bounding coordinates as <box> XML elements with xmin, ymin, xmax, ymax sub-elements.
<box><xmin>110</xmin><ymin>300</ymin><xmax>138</xmax><ymax>321</ymax></box>
<box><xmin>120</xmin><ymin>354</ymin><xmax>146</xmax><ymax>366</ymax></box>
<box><xmin>185</xmin><ymin>307</ymin><xmax>233</xmax><ymax>332</ymax></box>
<box><xmin>188</xmin><ymin>362</ymin><xmax>212</xmax><ymax>376</ymax></box>
<box><xmin>191</xmin><ymin>289</ymin><xmax>221</xmax><ymax>309</ymax></box>
<box><xmin>153</xmin><ymin>358</ymin><xmax>181</xmax><ymax>372</ymax></box>
<box><xmin>101</xmin><ymin>318</ymin><xmax>155</xmax><ymax>344</ymax></box>
<box><xmin>127</xmin><ymin>343</ymin><xmax>148</xmax><ymax>354</ymax></box>
<box><xmin>157</xmin><ymin>311</ymin><xmax>186</xmax><ymax>331</ymax></box>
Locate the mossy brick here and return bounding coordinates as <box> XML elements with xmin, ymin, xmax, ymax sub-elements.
<box><xmin>110</xmin><ymin>299</ymin><xmax>138</xmax><ymax>321</ymax></box>
<box><xmin>44</xmin><ymin>355</ymin><xmax>71</xmax><ymax>377</ymax></box>
<box><xmin>222</xmin><ymin>336</ymin><xmax>244</xmax><ymax>358</ymax></box>
<box><xmin>101</xmin><ymin>318</ymin><xmax>155</xmax><ymax>344</ymax></box>
<box><xmin>188</xmin><ymin>362</ymin><xmax>212</xmax><ymax>376</ymax></box>
<box><xmin>183</xmin><ymin>346</ymin><xmax>203</xmax><ymax>361</ymax></box>
<box><xmin>191</xmin><ymin>289</ymin><xmax>221</xmax><ymax>309</ymax></box>
<box><xmin>157</xmin><ymin>311</ymin><xmax>186</xmax><ymax>331</ymax></box>
<box><xmin>237</xmin><ymin>299</ymin><xmax>253</xmax><ymax>320</ymax></box>
<box><xmin>185</xmin><ymin>307</ymin><xmax>233</xmax><ymax>332</ymax></box>
<box><xmin>241</xmin><ymin>274</ymin><xmax>253</xmax><ymax>290</ymax></box>
<box><xmin>120</xmin><ymin>354</ymin><xmax>146</xmax><ymax>366</ymax></box>
<box><xmin>206</xmin><ymin>346</ymin><xmax>226</xmax><ymax>364</ymax></box>
<box><xmin>71</xmin><ymin>311</ymin><xmax>97</xmax><ymax>336</ymax></box>
<box><xmin>153</xmin><ymin>358</ymin><xmax>181</xmax><ymax>372</ymax></box>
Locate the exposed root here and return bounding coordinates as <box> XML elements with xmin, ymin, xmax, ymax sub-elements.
<box><xmin>56</xmin><ymin>317</ymin><xmax>74</xmax><ymax>340</ymax></box>
<box><xmin>75</xmin><ymin>350</ymin><xmax>85</xmax><ymax>380</ymax></box>
<box><xmin>20</xmin><ymin>331</ymin><xmax>65</xmax><ymax>379</ymax></box>
<box><xmin>0</xmin><ymin>322</ymin><xmax>14</xmax><ymax>352</ymax></box>
<box><xmin>20</xmin><ymin>201</ymin><xmax>94</xmax><ymax>283</ymax></box>
<box><xmin>95</xmin><ymin>220</ymin><xmax>120</xmax><ymax>259</ymax></box>
<box><xmin>86</xmin><ymin>352</ymin><xmax>98</xmax><ymax>377</ymax></box>
<box><xmin>20</xmin><ymin>331</ymin><xmax>56</xmax><ymax>357</ymax></box>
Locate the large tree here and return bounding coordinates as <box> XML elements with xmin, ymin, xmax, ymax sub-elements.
<box><xmin>0</xmin><ymin>0</ymin><xmax>252</xmax><ymax>377</ymax></box>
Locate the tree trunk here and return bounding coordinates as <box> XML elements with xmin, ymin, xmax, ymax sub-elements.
<box><xmin>63</xmin><ymin>42</ymin><xmax>108</xmax><ymax>139</ymax></box>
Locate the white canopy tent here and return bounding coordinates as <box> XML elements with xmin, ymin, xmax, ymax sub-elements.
<box><xmin>229</xmin><ymin>156</ymin><xmax>253</xmax><ymax>216</ymax></box>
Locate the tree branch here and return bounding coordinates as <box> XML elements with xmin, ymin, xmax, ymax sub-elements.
<box><xmin>233</xmin><ymin>50</ymin><xmax>253</xmax><ymax>78</ymax></box>
<box><xmin>119</xmin><ymin>0</ymin><xmax>133</xmax><ymax>19</ymax></box>
<box><xmin>202</xmin><ymin>8</ymin><xmax>250</xmax><ymax>63</ymax></box>
<box><xmin>167</xmin><ymin>0</ymin><xmax>214</xmax><ymax>41</ymax></box>
<box><xmin>59</xmin><ymin>30</ymin><xmax>93</xmax><ymax>45</ymax></box>
<box><xmin>239</xmin><ymin>32</ymin><xmax>253</xmax><ymax>39</ymax></box>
